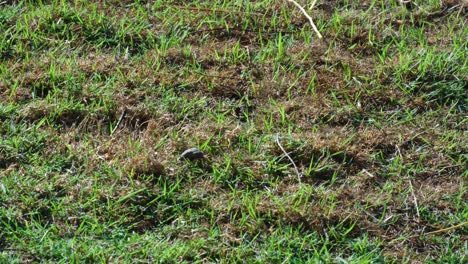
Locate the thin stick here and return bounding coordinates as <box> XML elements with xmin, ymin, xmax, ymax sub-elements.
<box><xmin>309</xmin><ymin>0</ymin><xmax>318</xmax><ymax>10</ymax></box>
<box><xmin>395</xmin><ymin>144</ymin><xmax>420</xmax><ymax>220</ymax></box>
<box><xmin>284</xmin><ymin>0</ymin><xmax>323</xmax><ymax>39</ymax></box>
<box><xmin>160</xmin><ymin>5</ymin><xmax>263</xmax><ymax>16</ymax></box>
<box><xmin>111</xmin><ymin>108</ymin><xmax>127</xmax><ymax>136</ymax></box>
<box><xmin>275</xmin><ymin>134</ymin><xmax>302</xmax><ymax>183</ymax></box>
<box><xmin>397</xmin><ymin>0</ymin><xmax>411</xmax><ymax>5</ymax></box>
<box><xmin>423</xmin><ymin>222</ymin><xmax>468</xmax><ymax>236</ymax></box>
<box><xmin>389</xmin><ymin>221</ymin><xmax>468</xmax><ymax>244</ymax></box>
<box><xmin>189</xmin><ymin>26</ymin><xmax>303</xmax><ymax>36</ymax></box>
<box><xmin>408</xmin><ymin>178</ymin><xmax>420</xmax><ymax>219</ymax></box>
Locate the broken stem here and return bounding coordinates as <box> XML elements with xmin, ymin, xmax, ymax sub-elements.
<box><xmin>275</xmin><ymin>134</ymin><xmax>302</xmax><ymax>183</ymax></box>
<box><xmin>284</xmin><ymin>0</ymin><xmax>322</xmax><ymax>39</ymax></box>
<box><xmin>111</xmin><ymin>108</ymin><xmax>127</xmax><ymax>136</ymax></box>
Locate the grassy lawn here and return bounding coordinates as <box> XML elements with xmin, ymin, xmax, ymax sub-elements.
<box><xmin>0</xmin><ymin>0</ymin><xmax>466</xmax><ymax>262</ymax></box>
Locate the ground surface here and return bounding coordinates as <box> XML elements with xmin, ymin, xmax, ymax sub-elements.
<box><xmin>0</xmin><ymin>0</ymin><xmax>467</xmax><ymax>263</ymax></box>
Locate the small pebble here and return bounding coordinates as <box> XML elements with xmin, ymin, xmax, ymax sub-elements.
<box><xmin>180</xmin><ymin>148</ymin><xmax>205</xmax><ymax>161</ymax></box>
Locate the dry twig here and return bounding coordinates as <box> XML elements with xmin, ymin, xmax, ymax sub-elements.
<box><xmin>111</xmin><ymin>108</ymin><xmax>127</xmax><ymax>136</ymax></box>
<box><xmin>396</xmin><ymin>144</ymin><xmax>420</xmax><ymax>220</ymax></box>
<box><xmin>408</xmin><ymin>178</ymin><xmax>421</xmax><ymax>219</ymax></box>
<box><xmin>423</xmin><ymin>222</ymin><xmax>468</xmax><ymax>236</ymax></box>
<box><xmin>161</xmin><ymin>5</ymin><xmax>263</xmax><ymax>16</ymax></box>
<box><xmin>275</xmin><ymin>134</ymin><xmax>302</xmax><ymax>183</ymax></box>
<box><xmin>284</xmin><ymin>0</ymin><xmax>322</xmax><ymax>39</ymax></box>
<box><xmin>389</xmin><ymin>221</ymin><xmax>468</xmax><ymax>244</ymax></box>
